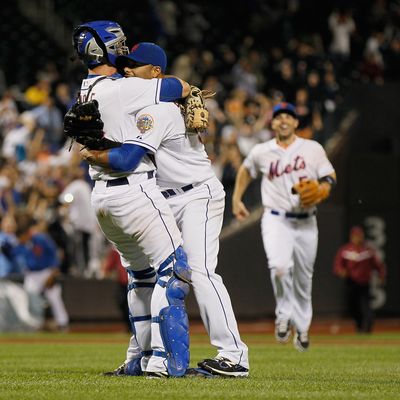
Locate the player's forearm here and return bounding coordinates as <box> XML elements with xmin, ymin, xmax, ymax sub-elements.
<box><xmin>318</xmin><ymin>172</ymin><xmax>337</xmax><ymax>200</ymax></box>
<box><xmin>81</xmin><ymin>148</ymin><xmax>111</xmax><ymax>168</ymax></box>
<box><xmin>233</xmin><ymin>165</ymin><xmax>252</xmax><ymax>201</ymax></box>
<box><xmin>319</xmin><ymin>173</ymin><xmax>337</xmax><ymax>190</ymax></box>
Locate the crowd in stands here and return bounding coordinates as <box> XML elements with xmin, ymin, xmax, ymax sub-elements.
<box><xmin>0</xmin><ymin>0</ymin><xmax>399</xmax><ymax>280</ymax></box>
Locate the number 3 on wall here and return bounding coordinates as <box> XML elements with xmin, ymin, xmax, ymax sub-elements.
<box><xmin>364</xmin><ymin>216</ymin><xmax>386</xmax><ymax>310</ymax></box>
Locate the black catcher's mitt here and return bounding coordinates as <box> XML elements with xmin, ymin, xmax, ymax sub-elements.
<box><xmin>63</xmin><ymin>100</ymin><xmax>120</xmax><ymax>150</ymax></box>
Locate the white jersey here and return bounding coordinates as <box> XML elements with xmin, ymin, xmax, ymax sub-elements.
<box><xmin>125</xmin><ymin>102</ymin><xmax>215</xmax><ymax>189</ymax></box>
<box><xmin>243</xmin><ymin>136</ymin><xmax>335</xmax><ymax>212</ymax></box>
<box><xmin>79</xmin><ymin>75</ymin><xmax>162</xmax><ymax>180</ymax></box>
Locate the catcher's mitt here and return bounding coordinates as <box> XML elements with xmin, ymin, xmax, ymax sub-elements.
<box><xmin>292</xmin><ymin>179</ymin><xmax>330</xmax><ymax>208</ymax></box>
<box><xmin>63</xmin><ymin>100</ymin><xmax>120</xmax><ymax>150</ymax></box>
<box><xmin>183</xmin><ymin>86</ymin><xmax>215</xmax><ymax>133</ymax></box>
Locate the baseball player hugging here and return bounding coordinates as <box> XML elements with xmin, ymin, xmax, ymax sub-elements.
<box><xmin>233</xmin><ymin>102</ymin><xmax>336</xmax><ymax>351</ymax></box>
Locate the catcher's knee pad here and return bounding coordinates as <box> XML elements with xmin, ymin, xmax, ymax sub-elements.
<box><xmin>154</xmin><ymin>246</ymin><xmax>191</xmax><ymax>376</ymax></box>
<box><xmin>173</xmin><ymin>246</ymin><xmax>191</xmax><ymax>283</ymax></box>
<box><xmin>124</xmin><ymin>357</ymin><xmax>143</xmax><ymax>376</ymax></box>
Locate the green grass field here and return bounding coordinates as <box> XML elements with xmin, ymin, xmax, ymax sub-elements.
<box><xmin>0</xmin><ymin>332</ymin><xmax>399</xmax><ymax>400</ymax></box>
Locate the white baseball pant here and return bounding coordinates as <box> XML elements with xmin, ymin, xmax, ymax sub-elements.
<box><xmin>261</xmin><ymin>210</ymin><xmax>318</xmax><ymax>333</ymax></box>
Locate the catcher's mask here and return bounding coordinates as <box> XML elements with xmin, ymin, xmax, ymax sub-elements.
<box><xmin>72</xmin><ymin>20</ymin><xmax>129</xmax><ymax>68</ymax></box>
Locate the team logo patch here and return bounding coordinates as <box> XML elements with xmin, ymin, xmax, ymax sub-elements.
<box><xmin>136</xmin><ymin>114</ymin><xmax>154</xmax><ymax>134</ymax></box>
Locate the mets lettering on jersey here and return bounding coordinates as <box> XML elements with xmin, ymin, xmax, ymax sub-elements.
<box><xmin>268</xmin><ymin>156</ymin><xmax>306</xmax><ymax>179</ymax></box>
<box><xmin>244</xmin><ymin>137</ymin><xmax>335</xmax><ymax>211</ymax></box>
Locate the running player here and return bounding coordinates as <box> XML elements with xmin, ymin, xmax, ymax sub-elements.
<box><xmin>232</xmin><ymin>102</ymin><xmax>336</xmax><ymax>351</ymax></box>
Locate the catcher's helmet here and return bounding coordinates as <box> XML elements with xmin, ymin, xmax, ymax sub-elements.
<box><xmin>72</xmin><ymin>20</ymin><xmax>129</xmax><ymax>68</ymax></box>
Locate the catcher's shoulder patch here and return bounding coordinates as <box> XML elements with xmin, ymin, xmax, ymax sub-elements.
<box><xmin>136</xmin><ymin>114</ymin><xmax>154</xmax><ymax>134</ymax></box>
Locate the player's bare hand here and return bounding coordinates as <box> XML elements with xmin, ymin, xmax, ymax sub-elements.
<box><xmin>80</xmin><ymin>147</ymin><xmax>97</xmax><ymax>165</ymax></box>
<box><xmin>232</xmin><ymin>200</ymin><xmax>250</xmax><ymax>221</ymax></box>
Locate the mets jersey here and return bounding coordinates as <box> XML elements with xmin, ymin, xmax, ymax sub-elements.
<box><xmin>79</xmin><ymin>75</ymin><xmax>162</xmax><ymax>181</ymax></box>
<box><xmin>243</xmin><ymin>137</ymin><xmax>335</xmax><ymax>211</ymax></box>
<box><xmin>126</xmin><ymin>102</ymin><xmax>215</xmax><ymax>189</ymax></box>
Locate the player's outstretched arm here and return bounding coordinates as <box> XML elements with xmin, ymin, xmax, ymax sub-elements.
<box><xmin>232</xmin><ymin>165</ymin><xmax>253</xmax><ymax>221</ymax></box>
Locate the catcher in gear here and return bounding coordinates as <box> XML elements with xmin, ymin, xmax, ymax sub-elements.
<box><xmin>233</xmin><ymin>102</ymin><xmax>336</xmax><ymax>352</ymax></box>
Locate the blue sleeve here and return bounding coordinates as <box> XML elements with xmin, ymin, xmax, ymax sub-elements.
<box><xmin>108</xmin><ymin>143</ymin><xmax>148</xmax><ymax>171</ymax></box>
<box><xmin>160</xmin><ymin>78</ymin><xmax>183</xmax><ymax>101</ymax></box>
<box><xmin>35</xmin><ymin>234</ymin><xmax>60</xmax><ymax>268</ymax></box>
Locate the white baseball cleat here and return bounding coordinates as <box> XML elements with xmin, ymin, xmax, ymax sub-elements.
<box><xmin>293</xmin><ymin>331</ymin><xmax>310</xmax><ymax>352</ymax></box>
<box><xmin>275</xmin><ymin>319</ymin><xmax>291</xmax><ymax>343</ymax></box>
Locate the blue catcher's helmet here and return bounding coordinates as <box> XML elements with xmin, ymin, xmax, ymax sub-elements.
<box><xmin>72</xmin><ymin>20</ymin><xmax>129</xmax><ymax>68</ymax></box>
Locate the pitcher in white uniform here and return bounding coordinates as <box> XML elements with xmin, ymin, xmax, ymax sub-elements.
<box><xmin>232</xmin><ymin>102</ymin><xmax>336</xmax><ymax>351</ymax></box>
<box><xmin>71</xmin><ymin>21</ymin><xmax>195</xmax><ymax>378</ymax></box>
<box><xmin>82</xmin><ymin>43</ymin><xmax>249</xmax><ymax>377</ymax></box>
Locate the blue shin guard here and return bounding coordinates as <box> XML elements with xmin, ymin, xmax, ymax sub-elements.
<box><xmin>159</xmin><ymin>302</ymin><xmax>189</xmax><ymax>376</ymax></box>
<box><xmin>157</xmin><ymin>247</ymin><xmax>191</xmax><ymax>377</ymax></box>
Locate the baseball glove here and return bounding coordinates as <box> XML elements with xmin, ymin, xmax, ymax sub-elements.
<box><xmin>63</xmin><ymin>100</ymin><xmax>120</xmax><ymax>150</ymax></box>
<box><xmin>292</xmin><ymin>179</ymin><xmax>330</xmax><ymax>208</ymax></box>
<box><xmin>183</xmin><ymin>86</ymin><xmax>215</xmax><ymax>133</ymax></box>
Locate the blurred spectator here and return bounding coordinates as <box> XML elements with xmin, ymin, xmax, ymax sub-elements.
<box><xmin>59</xmin><ymin>165</ymin><xmax>97</xmax><ymax>277</ymax></box>
<box><xmin>12</xmin><ymin>212</ymin><xmax>69</xmax><ymax>331</ymax></box>
<box><xmin>271</xmin><ymin>58</ymin><xmax>297</xmax><ymax>102</ymax></box>
<box><xmin>328</xmin><ymin>8</ymin><xmax>356</xmax><ymax>78</ymax></box>
<box><xmin>24</xmin><ymin>77</ymin><xmax>51</xmax><ymax>107</ymax></box>
<box><xmin>383</xmin><ymin>36</ymin><xmax>400</xmax><ymax>80</ymax></box>
<box><xmin>101</xmin><ymin>245</ymin><xmax>130</xmax><ymax>332</ymax></box>
<box><xmin>294</xmin><ymin>87</ymin><xmax>323</xmax><ymax>140</ymax></box>
<box><xmin>30</xmin><ymin>96</ymin><xmax>64</xmax><ymax>151</ymax></box>
<box><xmin>0</xmin><ymin>89</ymin><xmax>19</xmax><ymax>137</ymax></box>
<box><xmin>232</xmin><ymin>57</ymin><xmax>259</xmax><ymax>97</ymax></box>
<box><xmin>294</xmin><ymin>87</ymin><xmax>314</xmax><ymax>139</ymax></box>
<box><xmin>359</xmin><ymin>51</ymin><xmax>385</xmax><ymax>84</ymax></box>
<box><xmin>53</xmin><ymin>82</ymin><xmax>74</xmax><ymax>116</ymax></box>
<box><xmin>333</xmin><ymin>226</ymin><xmax>386</xmax><ymax>334</ymax></box>
<box><xmin>2</xmin><ymin>111</ymin><xmax>36</xmax><ymax>161</ymax></box>
<box><xmin>0</xmin><ymin>214</ymin><xmax>19</xmax><ymax>278</ymax></box>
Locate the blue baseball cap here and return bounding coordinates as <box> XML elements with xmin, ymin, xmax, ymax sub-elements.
<box><xmin>272</xmin><ymin>102</ymin><xmax>298</xmax><ymax>119</ymax></box>
<box><xmin>116</xmin><ymin>42</ymin><xmax>167</xmax><ymax>72</ymax></box>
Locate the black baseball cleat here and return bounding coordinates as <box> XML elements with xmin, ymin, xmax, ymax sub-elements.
<box><xmin>275</xmin><ymin>319</ymin><xmax>291</xmax><ymax>343</ymax></box>
<box><xmin>185</xmin><ymin>367</ymin><xmax>217</xmax><ymax>378</ymax></box>
<box><xmin>294</xmin><ymin>331</ymin><xmax>310</xmax><ymax>352</ymax></box>
<box><xmin>145</xmin><ymin>368</ymin><xmax>215</xmax><ymax>379</ymax></box>
<box><xmin>145</xmin><ymin>371</ymin><xmax>169</xmax><ymax>379</ymax></box>
<box><xmin>198</xmin><ymin>357</ymin><xmax>249</xmax><ymax>377</ymax></box>
<box><xmin>103</xmin><ymin>363</ymin><xmax>126</xmax><ymax>376</ymax></box>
